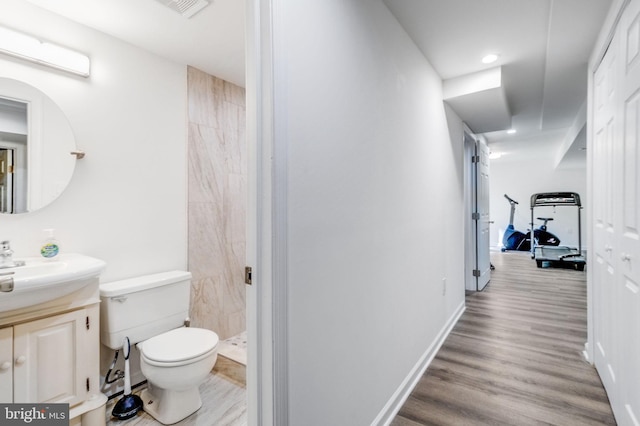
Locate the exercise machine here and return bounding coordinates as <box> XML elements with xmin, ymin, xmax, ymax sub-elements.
<box><xmin>502</xmin><ymin>194</ymin><xmax>561</xmax><ymax>251</ymax></box>
<box><xmin>530</xmin><ymin>192</ymin><xmax>585</xmax><ymax>271</ymax></box>
<box><xmin>533</xmin><ymin>217</ymin><xmax>561</xmax><ymax>246</ymax></box>
<box><xmin>502</xmin><ymin>194</ymin><xmax>531</xmax><ymax>251</ymax></box>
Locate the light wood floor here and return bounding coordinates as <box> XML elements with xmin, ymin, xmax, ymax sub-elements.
<box><xmin>392</xmin><ymin>251</ymin><xmax>616</xmax><ymax>426</ymax></box>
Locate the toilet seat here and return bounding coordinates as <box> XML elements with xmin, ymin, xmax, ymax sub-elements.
<box><xmin>139</xmin><ymin>327</ymin><xmax>218</xmax><ymax>366</ymax></box>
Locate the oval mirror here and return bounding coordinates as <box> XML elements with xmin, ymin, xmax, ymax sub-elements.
<box><xmin>0</xmin><ymin>78</ymin><xmax>76</xmax><ymax>214</ymax></box>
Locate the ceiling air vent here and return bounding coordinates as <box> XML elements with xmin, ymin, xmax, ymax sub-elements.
<box><xmin>155</xmin><ymin>0</ymin><xmax>210</xmax><ymax>19</ymax></box>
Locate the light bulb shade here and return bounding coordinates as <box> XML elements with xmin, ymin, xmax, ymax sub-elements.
<box><xmin>0</xmin><ymin>26</ymin><xmax>90</xmax><ymax>77</ymax></box>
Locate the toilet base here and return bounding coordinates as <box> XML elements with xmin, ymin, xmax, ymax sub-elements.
<box><xmin>141</xmin><ymin>384</ymin><xmax>203</xmax><ymax>425</ymax></box>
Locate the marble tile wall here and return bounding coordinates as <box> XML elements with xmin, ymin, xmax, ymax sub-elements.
<box><xmin>187</xmin><ymin>66</ymin><xmax>246</xmax><ymax>340</ymax></box>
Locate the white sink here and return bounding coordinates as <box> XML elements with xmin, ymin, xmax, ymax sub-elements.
<box><xmin>0</xmin><ymin>253</ymin><xmax>106</xmax><ymax>312</ymax></box>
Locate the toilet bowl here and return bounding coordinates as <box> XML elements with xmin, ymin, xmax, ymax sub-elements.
<box><xmin>99</xmin><ymin>271</ymin><xmax>219</xmax><ymax>425</ymax></box>
<box><xmin>138</xmin><ymin>327</ymin><xmax>219</xmax><ymax>424</ymax></box>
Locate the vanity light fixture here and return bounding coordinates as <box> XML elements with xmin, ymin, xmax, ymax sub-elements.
<box><xmin>482</xmin><ymin>54</ymin><xmax>499</xmax><ymax>64</ymax></box>
<box><xmin>0</xmin><ymin>25</ymin><xmax>90</xmax><ymax>77</ymax></box>
<box><xmin>489</xmin><ymin>152</ymin><xmax>502</xmax><ymax>160</ymax></box>
<box><xmin>506</xmin><ymin>129</ymin><xmax>517</xmax><ymax>134</ymax></box>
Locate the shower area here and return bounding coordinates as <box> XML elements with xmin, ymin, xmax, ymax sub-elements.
<box><xmin>187</xmin><ymin>66</ymin><xmax>247</xmax><ymax>370</ymax></box>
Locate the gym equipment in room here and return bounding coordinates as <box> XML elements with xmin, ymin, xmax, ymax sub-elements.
<box><xmin>530</xmin><ymin>192</ymin><xmax>585</xmax><ymax>271</ymax></box>
<box><xmin>502</xmin><ymin>194</ymin><xmax>561</xmax><ymax>252</ymax></box>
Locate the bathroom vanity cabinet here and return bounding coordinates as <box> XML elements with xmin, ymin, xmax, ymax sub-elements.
<box><xmin>1</xmin><ymin>308</ymin><xmax>93</xmax><ymax>405</ymax></box>
<box><xmin>0</xmin><ymin>276</ymin><xmax>105</xmax><ymax>425</ymax></box>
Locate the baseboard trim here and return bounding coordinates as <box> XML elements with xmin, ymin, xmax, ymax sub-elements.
<box><xmin>372</xmin><ymin>300</ymin><xmax>466</xmax><ymax>425</ymax></box>
<box><xmin>582</xmin><ymin>341</ymin><xmax>591</xmax><ymax>363</ymax></box>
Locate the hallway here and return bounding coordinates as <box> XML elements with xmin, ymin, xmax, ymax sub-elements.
<box><xmin>392</xmin><ymin>251</ymin><xmax>615</xmax><ymax>425</ymax></box>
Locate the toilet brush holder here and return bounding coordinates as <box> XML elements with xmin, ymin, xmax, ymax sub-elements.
<box><xmin>112</xmin><ymin>337</ymin><xmax>143</xmax><ymax>420</ymax></box>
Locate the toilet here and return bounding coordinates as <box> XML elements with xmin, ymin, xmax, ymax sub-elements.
<box><xmin>99</xmin><ymin>271</ymin><xmax>219</xmax><ymax>425</ymax></box>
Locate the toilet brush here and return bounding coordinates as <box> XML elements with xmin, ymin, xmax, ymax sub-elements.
<box><xmin>112</xmin><ymin>337</ymin><xmax>144</xmax><ymax>420</ymax></box>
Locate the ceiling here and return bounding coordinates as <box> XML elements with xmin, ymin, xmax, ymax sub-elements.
<box><xmin>383</xmin><ymin>0</ymin><xmax>612</xmax><ymax>163</ymax></box>
<box><xmin>24</xmin><ymin>0</ymin><xmax>245</xmax><ymax>87</ymax></box>
<box><xmin>24</xmin><ymin>0</ymin><xmax>612</xmax><ymax>164</ymax></box>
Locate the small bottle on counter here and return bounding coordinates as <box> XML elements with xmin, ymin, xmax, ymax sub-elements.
<box><xmin>40</xmin><ymin>229</ymin><xmax>60</xmax><ymax>260</ymax></box>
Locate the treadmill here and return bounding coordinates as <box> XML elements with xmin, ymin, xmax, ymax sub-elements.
<box><xmin>530</xmin><ymin>192</ymin><xmax>586</xmax><ymax>271</ymax></box>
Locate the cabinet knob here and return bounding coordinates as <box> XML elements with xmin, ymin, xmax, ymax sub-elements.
<box><xmin>15</xmin><ymin>355</ymin><xmax>26</xmax><ymax>366</ymax></box>
<box><xmin>605</xmin><ymin>245</ymin><xmax>613</xmax><ymax>252</ymax></box>
<box><xmin>0</xmin><ymin>361</ymin><xmax>10</xmax><ymax>370</ymax></box>
<box><xmin>621</xmin><ymin>253</ymin><xmax>632</xmax><ymax>261</ymax></box>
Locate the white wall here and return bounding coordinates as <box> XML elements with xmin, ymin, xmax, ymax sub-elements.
<box><xmin>490</xmin><ymin>144</ymin><xmax>587</xmax><ymax>250</ymax></box>
<box><xmin>272</xmin><ymin>1</ymin><xmax>466</xmax><ymax>423</ymax></box>
<box><xmin>0</xmin><ymin>1</ymin><xmax>187</xmax><ymax>282</ymax></box>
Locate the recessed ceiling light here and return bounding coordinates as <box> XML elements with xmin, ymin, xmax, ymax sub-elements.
<box><xmin>482</xmin><ymin>54</ymin><xmax>499</xmax><ymax>64</ymax></box>
<box><xmin>506</xmin><ymin>129</ymin><xmax>517</xmax><ymax>134</ymax></box>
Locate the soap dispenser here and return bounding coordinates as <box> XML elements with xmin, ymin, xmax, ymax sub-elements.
<box><xmin>40</xmin><ymin>229</ymin><xmax>60</xmax><ymax>260</ymax></box>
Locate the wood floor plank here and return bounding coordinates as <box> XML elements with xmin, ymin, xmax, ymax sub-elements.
<box><xmin>392</xmin><ymin>251</ymin><xmax>616</xmax><ymax>426</ymax></box>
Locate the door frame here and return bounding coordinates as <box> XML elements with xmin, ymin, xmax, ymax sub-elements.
<box><xmin>246</xmin><ymin>1</ymin><xmax>285</xmax><ymax>424</ymax></box>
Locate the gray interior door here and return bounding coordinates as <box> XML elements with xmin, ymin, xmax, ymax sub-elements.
<box><xmin>475</xmin><ymin>138</ymin><xmax>491</xmax><ymax>291</ymax></box>
<box><xmin>464</xmin><ymin>131</ymin><xmax>491</xmax><ymax>291</ymax></box>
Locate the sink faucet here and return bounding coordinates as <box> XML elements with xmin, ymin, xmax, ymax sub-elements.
<box><xmin>1</xmin><ymin>241</ymin><xmax>14</xmax><ymax>268</ymax></box>
<box><xmin>0</xmin><ymin>241</ymin><xmax>24</xmax><ymax>269</ymax></box>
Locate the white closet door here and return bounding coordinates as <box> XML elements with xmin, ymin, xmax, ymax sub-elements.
<box><xmin>619</xmin><ymin>1</ymin><xmax>640</xmax><ymax>423</ymax></box>
<box><xmin>592</xmin><ymin>27</ymin><xmax>620</xmax><ymax>404</ymax></box>
<box><xmin>592</xmin><ymin>1</ymin><xmax>640</xmax><ymax>423</ymax></box>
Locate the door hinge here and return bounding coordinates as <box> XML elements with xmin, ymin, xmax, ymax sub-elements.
<box><xmin>473</xmin><ymin>269</ymin><xmax>481</xmax><ymax>277</ymax></box>
<box><xmin>245</xmin><ymin>266</ymin><xmax>252</xmax><ymax>285</ymax></box>
<box><xmin>86</xmin><ymin>316</ymin><xmax>90</xmax><ymax>330</ymax></box>
<box><xmin>86</xmin><ymin>378</ymin><xmax>90</xmax><ymax>392</ymax></box>
<box><xmin>472</xmin><ymin>212</ymin><xmax>480</xmax><ymax>220</ymax></box>
<box><xmin>471</xmin><ymin>155</ymin><xmax>480</xmax><ymax>163</ymax></box>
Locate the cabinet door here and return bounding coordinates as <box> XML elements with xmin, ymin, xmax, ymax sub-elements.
<box><xmin>13</xmin><ymin>309</ymin><xmax>88</xmax><ymax>406</ymax></box>
<box><xmin>0</xmin><ymin>327</ymin><xmax>12</xmax><ymax>402</ymax></box>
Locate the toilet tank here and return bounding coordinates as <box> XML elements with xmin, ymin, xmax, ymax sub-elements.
<box><xmin>99</xmin><ymin>271</ymin><xmax>192</xmax><ymax>350</ymax></box>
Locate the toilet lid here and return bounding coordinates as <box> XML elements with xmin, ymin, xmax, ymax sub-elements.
<box><xmin>140</xmin><ymin>328</ymin><xmax>219</xmax><ymax>363</ymax></box>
